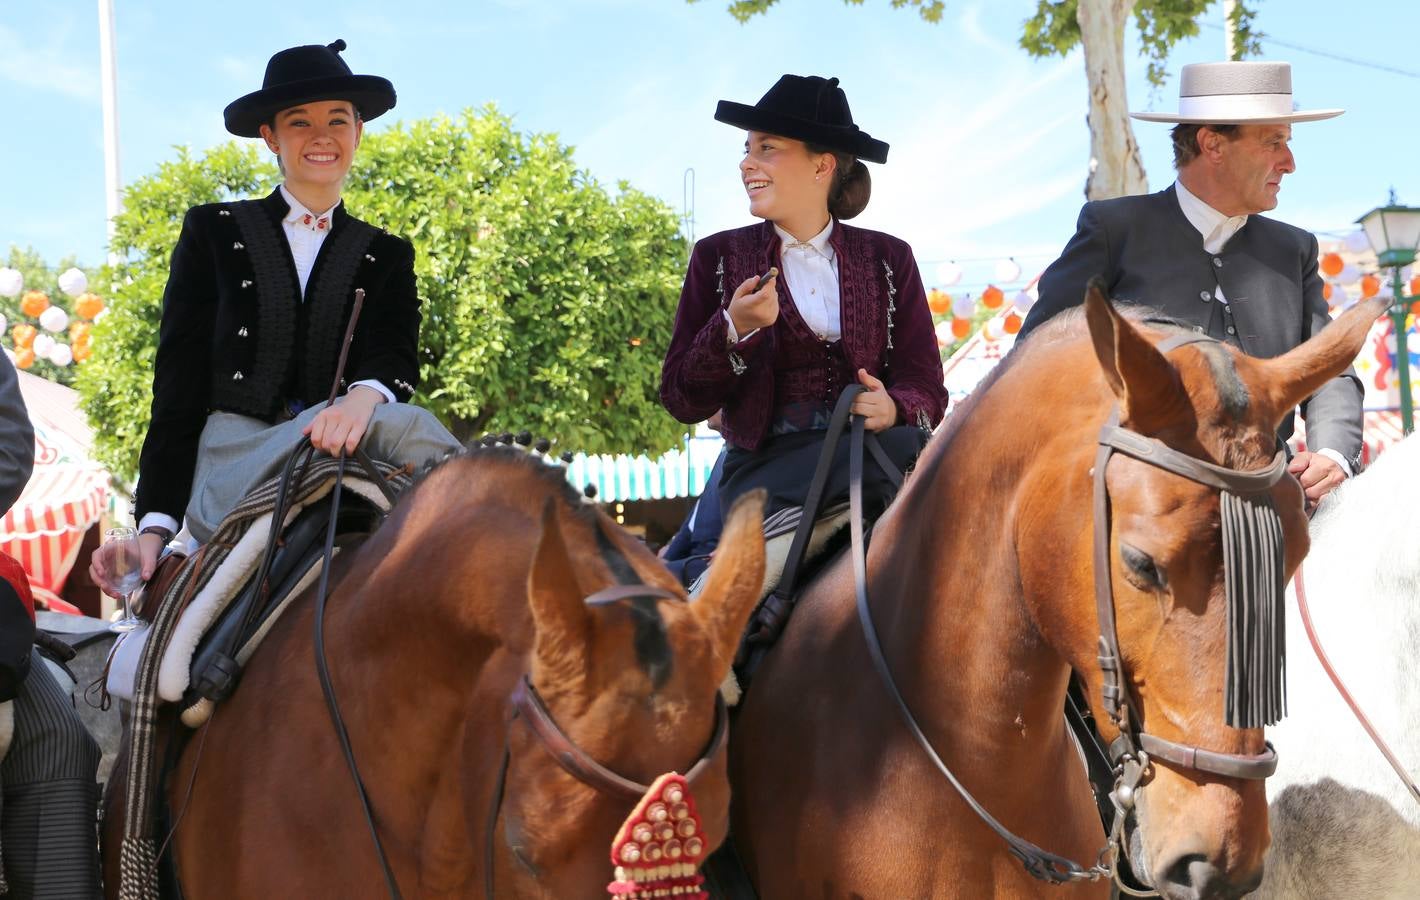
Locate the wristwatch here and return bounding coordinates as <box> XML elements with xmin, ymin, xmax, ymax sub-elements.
<box><xmin>138</xmin><ymin>525</ymin><xmax>175</xmax><ymax>544</ymax></box>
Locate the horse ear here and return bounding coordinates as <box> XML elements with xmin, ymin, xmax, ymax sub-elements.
<box><xmin>1084</xmin><ymin>278</ymin><xmax>1185</xmax><ymax>431</ymax></box>
<box><xmin>527</xmin><ymin>499</ymin><xmax>591</xmax><ymax>687</ymax></box>
<box><xmin>690</xmin><ymin>488</ymin><xmax>767</xmax><ymax>678</ymax></box>
<box><xmin>1253</xmin><ymin>296</ymin><xmax>1387</xmax><ymax>426</ymax></box>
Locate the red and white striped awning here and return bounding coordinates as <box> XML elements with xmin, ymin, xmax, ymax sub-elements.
<box><xmin>0</xmin><ymin>374</ymin><xmax>109</xmax><ymax>615</ymax></box>
<box><xmin>0</xmin><ymin>461</ymin><xmax>106</xmax><ymax>615</ymax></box>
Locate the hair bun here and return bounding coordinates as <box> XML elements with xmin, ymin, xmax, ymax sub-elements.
<box><xmin>327</xmin><ymin>39</ymin><xmax>347</xmax><ymax>53</ymax></box>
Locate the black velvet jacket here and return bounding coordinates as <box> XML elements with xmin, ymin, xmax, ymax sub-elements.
<box><xmin>135</xmin><ymin>188</ymin><xmax>421</xmax><ymax>523</ymax></box>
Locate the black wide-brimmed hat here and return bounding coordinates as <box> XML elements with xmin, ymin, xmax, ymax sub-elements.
<box><xmin>715</xmin><ymin>74</ymin><xmax>888</xmax><ymax>164</ymax></box>
<box><xmin>223</xmin><ymin>39</ymin><xmax>396</xmax><ymax>138</ymax></box>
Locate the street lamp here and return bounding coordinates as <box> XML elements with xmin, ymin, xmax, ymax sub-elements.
<box><xmin>1357</xmin><ymin>193</ymin><xmax>1420</xmax><ymax>435</ymax></box>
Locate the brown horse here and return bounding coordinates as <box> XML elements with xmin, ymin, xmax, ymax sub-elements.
<box><xmin>103</xmin><ymin>446</ymin><xmax>766</xmax><ymax>898</ymax></box>
<box><xmin>728</xmin><ymin>287</ymin><xmax>1383</xmax><ymax>899</ymax></box>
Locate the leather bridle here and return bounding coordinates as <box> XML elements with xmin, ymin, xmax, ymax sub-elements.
<box><xmin>848</xmin><ymin>334</ymin><xmax>1290</xmax><ymax>893</ymax></box>
<box><xmin>483</xmin><ymin>583</ymin><xmax>730</xmax><ymax>899</ymax></box>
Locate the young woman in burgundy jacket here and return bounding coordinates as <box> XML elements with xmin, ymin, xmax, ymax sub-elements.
<box><xmin>661</xmin><ymin>74</ymin><xmax>947</xmax><ymax>520</ymax></box>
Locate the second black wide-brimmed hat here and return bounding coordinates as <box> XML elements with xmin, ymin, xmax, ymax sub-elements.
<box><xmin>715</xmin><ymin>74</ymin><xmax>889</xmax><ymax>164</ymax></box>
<box><xmin>224</xmin><ymin>39</ymin><xmax>396</xmax><ymax>138</ymax></box>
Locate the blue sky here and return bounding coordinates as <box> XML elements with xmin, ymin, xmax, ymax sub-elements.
<box><xmin>3</xmin><ymin>0</ymin><xmax>1418</xmax><ymax>292</ymax></box>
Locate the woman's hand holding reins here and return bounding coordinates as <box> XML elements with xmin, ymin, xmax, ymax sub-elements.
<box><xmin>852</xmin><ymin>369</ymin><xmax>898</xmax><ymax>432</ymax></box>
<box><xmin>727</xmin><ymin>273</ymin><xmax>779</xmax><ymax>337</ymax></box>
<box><xmin>305</xmin><ymin>385</ymin><xmax>385</xmax><ymax>456</ymax></box>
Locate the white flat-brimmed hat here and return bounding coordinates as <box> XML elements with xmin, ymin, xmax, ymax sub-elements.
<box><xmin>1130</xmin><ymin>61</ymin><xmax>1343</xmax><ymax>125</ymax></box>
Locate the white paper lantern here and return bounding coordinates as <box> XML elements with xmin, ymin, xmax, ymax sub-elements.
<box><xmin>39</xmin><ymin>306</ymin><xmax>69</xmax><ymax>333</ymax></box>
<box><xmin>57</xmin><ymin>267</ymin><xmax>88</xmax><ymax>297</ymax></box>
<box><xmin>983</xmin><ymin>318</ymin><xmax>1005</xmax><ymax>341</ymax></box>
<box><xmin>994</xmin><ymin>258</ymin><xmax>1022</xmax><ymax>283</ymax></box>
<box><xmin>1012</xmin><ymin>290</ymin><xmax>1035</xmax><ymax>314</ymax></box>
<box><xmin>0</xmin><ymin>314</ymin><xmax>7</xmax><ymax>334</ymax></box>
<box><xmin>0</xmin><ymin>268</ymin><xmax>21</xmax><ymax>298</ymax></box>
<box><xmin>936</xmin><ymin>261</ymin><xmax>963</xmax><ymax>286</ymax></box>
<box><xmin>951</xmin><ymin>294</ymin><xmax>975</xmax><ymax>319</ymax></box>
<box><xmin>934</xmin><ymin>320</ymin><xmax>954</xmax><ymax>346</ymax></box>
<box><xmin>32</xmin><ymin>334</ymin><xmax>55</xmax><ymax>357</ymax></box>
<box><xmin>48</xmin><ymin>343</ymin><xmax>73</xmax><ymax>367</ymax></box>
<box><xmin>1343</xmin><ymin>230</ymin><xmax>1371</xmax><ymax>254</ymax></box>
<box><xmin>1337</xmin><ymin>264</ymin><xmax>1361</xmax><ymax>285</ymax></box>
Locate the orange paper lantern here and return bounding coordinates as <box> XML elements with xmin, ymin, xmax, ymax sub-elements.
<box><xmin>927</xmin><ymin>288</ymin><xmax>951</xmax><ymax>315</ymax></box>
<box><xmin>11</xmin><ymin>324</ymin><xmax>36</xmax><ymax>349</ymax></box>
<box><xmin>69</xmin><ymin>322</ymin><xmax>91</xmax><ymax>343</ymax></box>
<box><xmin>1322</xmin><ymin>283</ymin><xmax>1333</xmax><ymax>303</ymax></box>
<box><xmin>981</xmin><ymin>285</ymin><xmax>1004</xmax><ymax>309</ymax></box>
<box><xmin>1320</xmin><ymin>252</ymin><xmax>1344</xmax><ymax>278</ymax></box>
<box><xmin>73</xmin><ymin>343</ymin><xmax>92</xmax><ymax>363</ymax></box>
<box><xmin>1360</xmin><ymin>274</ymin><xmax>1380</xmax><ymax>298</ymax></box>
<box><xmin>74</xmin><ymin>292</ymin><xmax>105</xmax><ymax>320</ymax></box>
<box><xmin>950</xmin><ymin>317</ymin><xmax>971</xmax><ymax>339</ymax></box>
<box><xmin>1004</xmin><ymin>313</ymin><xmax>1023</xmax><ymax>335</ymax></box>
<box><xmin>1410</xmin><ymin>276</ymin><xmax>1420</xmax><ymax>298</ymax></box>
<box><xmin>20</xmin><ymin>290</ymin><xmax>49</xmax><ymax>317</ymax></box>
<box><xmin>13</xmin><ymin>349</ymin><xmax>34</xmax><ymax>369</ymax></box>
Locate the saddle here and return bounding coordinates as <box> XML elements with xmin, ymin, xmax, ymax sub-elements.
<box><xmin>722</xmin><ymin>386</ymin><xmax>907</xmax><ymax>690</ymax></box>
<box><xmin>105</xmin><ymin>448</ymin><xmax>406</xmax><ymax>727</ymax></box>
<box><xmin>183</xmin><ymin>490</ymin><xmax>382</xmax><ymax>717</ymax></box>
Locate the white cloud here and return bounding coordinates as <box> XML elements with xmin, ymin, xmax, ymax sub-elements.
<box><xmin>0</xmin><ymin>23</ymin><xmax>99</xmax><ymax>102</ymax></box>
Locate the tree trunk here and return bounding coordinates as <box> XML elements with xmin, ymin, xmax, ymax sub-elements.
<box><xmin>1076</xmin><ymin>0</ymin><xmax>1149</xmax><ymax>200</ymax></box>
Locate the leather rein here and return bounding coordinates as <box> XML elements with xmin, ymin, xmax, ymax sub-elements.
<box><xmin>483</xmin><ymin>583</ymin><xmax>730</xmax><ymax>900</ymax></box>
<box><xmin>848</xmin><ymin>335</ymin><xmax>1285</xmax><ymax>893</ymax></box>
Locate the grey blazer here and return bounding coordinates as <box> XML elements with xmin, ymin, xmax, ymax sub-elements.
<box><xmin>1018</xmin><ymin>185</ymin><xmax>1364</xmax><ymax>469</ymax></box>
<box><xmin>0</xmin><ymin>355</ymin><xmax>34</xmax><ymax>513</ymax></box>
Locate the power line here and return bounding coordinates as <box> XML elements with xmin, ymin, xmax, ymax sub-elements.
<box><xmin>1200</xmin><ymin>22</ymin><xmax>1420</xmax><ymax>80</ymax></box>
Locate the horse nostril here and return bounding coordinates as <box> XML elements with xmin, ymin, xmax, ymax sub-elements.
<box><xmin>1158</xmin><ymin>853</ymin><xmax>1261</xmax><ymax>900</ymax></box>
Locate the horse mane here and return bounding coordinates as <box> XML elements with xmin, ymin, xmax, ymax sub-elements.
<box><xmin>403</xmin><ymin>441</ymin><xmax>596</xmax><ymax>523</ymax></box>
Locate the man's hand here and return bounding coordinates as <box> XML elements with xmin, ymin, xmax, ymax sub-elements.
<box><xmin>851</xmin><ymin>369</ymin><xmax>899</xmax><ymax>433</ymax></box>
<box><xmin>1288</xmin><ymin>450</ymin><xmax>1346</xmax><ymax>507</ymax></box>
<box><xmin>727</xmin><ymin>273</ymin><xmax>779</xmax><ymax>337</ymax></box>
<box><xmin>304</xmin><ymin>386</ymin><xmax>385</xmax><ymax>456</ymax></box>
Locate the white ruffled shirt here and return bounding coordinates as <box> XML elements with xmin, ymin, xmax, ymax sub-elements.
<box><xmin>138</xmin><ymin>186</ymin><xmax>394</xmax><ymax>538</ymax></box>
<box><xmin>725</xmin><ymin>219</ymin><xmax>841</xmax><ymax>344</ymax></box>
<box><xmin>1174</xmin><ymin>179</ymin><xmax>1350</xmax><ymax>478</ymax></box>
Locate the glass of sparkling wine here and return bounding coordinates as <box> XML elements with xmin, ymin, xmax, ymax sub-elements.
<box><xmin>106</xmin><ymin>526</ymin><xmax>145</xmax><ymax>633</ymax></box>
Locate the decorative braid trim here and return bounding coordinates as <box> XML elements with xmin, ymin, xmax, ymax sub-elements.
<box><xmin>224</xmin><ymin>202</ymin><xmax>298</xmax><ymax>417</ymax></box>
<box><xmin>117</xmin><ymin>838</ymin><xmax>158</xmax><ymax>900</ymax></box>
<box><xmin>882</xmin><ymin>259</ymin><xmax>898</xmax><ymax>354</ymax></box>
<box><xmin>300</xmin><ymin>220</ymin><xmax>378</xmax><ymax>404</ymax></box>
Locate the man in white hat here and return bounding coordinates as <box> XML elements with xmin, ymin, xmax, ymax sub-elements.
<box><xmin>1019</xmin><ymin>61</ymin><xmax>1360</xmax><ymax>505</ymax></box>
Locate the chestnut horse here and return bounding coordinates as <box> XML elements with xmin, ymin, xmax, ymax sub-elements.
<box><xmin>103</xmin><ymin>446</ymin><xmax>766</xmax><ymax>898</ymax></box>
<box><xmin>728</xmin><ymin>288</ymin><xmax>1383</xmax><ymax>899</ymax></box>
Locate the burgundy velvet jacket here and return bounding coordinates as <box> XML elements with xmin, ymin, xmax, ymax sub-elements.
<box><xmin>660</xmin><ymin>220</ymin><xmax>948</xmax><ymax>450</ymax></box>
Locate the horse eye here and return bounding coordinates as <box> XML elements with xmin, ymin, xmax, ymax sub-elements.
<box><xmin>1120</xmin><ymin>543</ymin><xmax>1166</xmax><ymax>590</ymax></box>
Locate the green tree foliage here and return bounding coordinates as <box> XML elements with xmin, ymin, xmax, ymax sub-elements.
<box><xmin>75</xmin><ymin>108</ymin><xmax>688</xmax><ymax>484</ymax></box>
<box><xmin>1021</xmin><ymin>0</ymin><xmax>1263</xmax><ymax>88</ymax></box>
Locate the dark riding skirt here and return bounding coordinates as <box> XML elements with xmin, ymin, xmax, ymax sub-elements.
<box><xmin>719</xmin><ymin>425</ymin><xmax>928</xmax><ymax>522</ymax></box>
